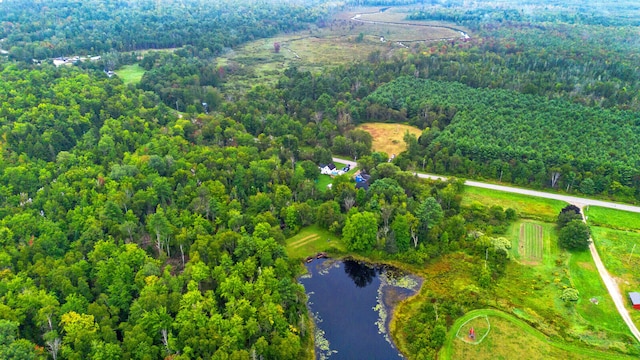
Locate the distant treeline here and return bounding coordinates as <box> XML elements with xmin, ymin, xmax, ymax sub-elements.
<box><xmin>0</xmin><ymin>0</ymin><xmax>329</xmax><ymax>60</ymax></box>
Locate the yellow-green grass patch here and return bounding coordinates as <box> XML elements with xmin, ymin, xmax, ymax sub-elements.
<box><xmin>216</xmin><ymin>10</ymin><xmax>463</xmax><ymax>94</ymax></box>
<box><xmin>455</xmin><ymin>315</ymin><xmax>490</xmax><ymax>344</ymax></box>
<box><xmin>585</xmin><ymin>206</ymin><xmax>640</xmax><ymax>232</ymax></box>
<box><xmin>116</xmin><ymin>64</ymin><xmax>145</xmax><ymax>85</ymax></box>
<box><xmin>462</xmin><ymin>186</ymin><xmax>567</xmax><ymax>222</ymax></box>
<box><xmin>569</xmin><ymin>250</ymin><xmax>632</xmax><ymax>338</ymax></box>
<box><xmin>445</xmin><ymin>310</ymin><xmax>633</xmax><ymax>360</ymax></box>
<box><xmin>356</xmin><ymin>122</ymin><xmax>422</xmax><ymax>156</ymax></box>
<box><xmin>589</xmin><ymin>226</ymin><xmax>640</xmax><ymax>327</ymax></box>
<box><xmin>285</xmin><ymin>225</ymin><xmax>346</xmax><ymax>260</ymax></box>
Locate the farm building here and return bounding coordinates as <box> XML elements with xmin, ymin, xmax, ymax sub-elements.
<box><xmin>629</xmin><ymin>292</ymin><xmax>640</xmax><ymax>310</ymax></box>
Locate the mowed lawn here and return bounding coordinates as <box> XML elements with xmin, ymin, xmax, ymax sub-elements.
<box><xmin>116</xmin><ymin>64</ymin><xmax>145</xmax><ymax>85</ymax></box>
<box><xmin>285</xmin><ymin>225</ymin><xmax>346</xmax><ymax>260</ymax></box>
<box><xmin>445</xmin><ymin>310</ymin><xmax>634</xmax><ymax>360</ymax></box>
<box><xmin>589</xmin><ymin>227</ymin><xmax>640</xmax><ymax>327</ymax></box>
<box><xmin>585</xmin><ymin>206</ymin><xmax>640</xmax><ymax>231</ymax></box>
<box><xmin>356</xmin><ymin>123</ymin><xmax>422</xmax><ymax>157</ymax></box>
<box><xmin>462</xmin><ymin>186</ymin><xmax>567</xmax><ymax>222</ymax></box>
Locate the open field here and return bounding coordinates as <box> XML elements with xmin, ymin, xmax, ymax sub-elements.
<box><xmin>518</xmin><ymin>222</ymin><xmax>544</xmax><ymax>264</ymax></box>
<box><xmin>505</xmin><ymin>220</ymin><xmax>633</xmax><ymax>348</ymax></box>
<box><xmin>116</xmin><ymin>64</ymin><xmax>145</xmax><ymax>85</ymax></box>
<box><xmin>585</xmin><ymin>206</ymin><xmax>640</xmax><ymax>232</ymax></box>
<box><xmin>443</xmin><ymin>310</ymin><xmax>635</xmax><ymax>360</ymax></box>
<box><xmin>456</xmin><ymin>315</ymin><xmax>490</xmax><ymax>344</ymax></box>
<box><xmin>216</xmin><ymin>8</ymin><xmax>465</xmax><ymax>94</ymax></box>
<box><xmin>335</xmin><ymin>6</ymin><xmax>470</xmax><ymax>37</ymax></box>
<box><xmin>285</xmin><ymin>225</ymin><xmax>346</xmax><ymax>260</ymax></box>
<box><xmin>356</xmin><ymin>122</ymin><xmax>422</xmax><ymax>156</ymax></box>
<box><xmin>589</xmin><ymin>227</ymin><xmax>640</xmax><ymax>327</ymax></box>
<box><xmin>462</xmin><ymin>186</ymin><xmax>567</xmax><ymax>222</ymax></box>
<box><xmin>569</xmin><ymin>250</ymin><xmax>631</xmax><ymax>338</ymax></box>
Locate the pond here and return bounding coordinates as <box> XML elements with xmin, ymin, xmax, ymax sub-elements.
<box><xmin>300</xmin><ymin>258</ymin><xmax>422</xmax><ymax>360</ymax></box>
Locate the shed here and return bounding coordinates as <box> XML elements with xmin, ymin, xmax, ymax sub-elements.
<box><xmin>629</xmin><ymin>292</ymin><xmax>640</xmax><ymax>310</ymax></box>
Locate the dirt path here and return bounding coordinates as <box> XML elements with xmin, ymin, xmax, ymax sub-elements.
<box><xmin>579</xmin><ymin>209</ymin><xmax>640</xmax><ymax>343</ymax></box>
<box><xmin>333</xmin><ymin>156</ymin><xmax>640</xmax><ymax>342</ymax></box>
<box><xmin>349</xmin><ymin>12</ymin><xmax>470</xmax><ymax>41</ymax></box>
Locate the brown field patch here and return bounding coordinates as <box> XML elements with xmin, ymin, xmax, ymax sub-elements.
<box><xmin>357</xmin><ymin>122</ymin><xmax>422</xmax><ymax>156</ymax></box>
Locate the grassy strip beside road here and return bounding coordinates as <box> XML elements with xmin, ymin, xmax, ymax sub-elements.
<box><xmin>586</xmin><ymin>206</ymin><xmax>640</xmax><ymax>232</ymax></box>
<box><xmin>441</xmin><ymin>309</ymin><xmax>636</xmax><ymax>360</ymax></box>
<box><xmin>462</xmin><ymin>186</ymin><xmax>567</xmax><ymax>222</ymax></box>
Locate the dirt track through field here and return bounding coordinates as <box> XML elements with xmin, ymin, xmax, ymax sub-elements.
<box><xmin>290</xmin><ymin>234</ymin><xmax>321</xmax><ymax>249</ymax></box>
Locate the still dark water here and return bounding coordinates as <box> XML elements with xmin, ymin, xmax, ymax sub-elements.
<box><xmin>299</xmin><ymin>258</ymin><xmax>421</xmax><ymax>360</ymax></box>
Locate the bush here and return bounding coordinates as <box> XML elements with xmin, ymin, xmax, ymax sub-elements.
<box><xmin>561</xmin><ymin>288</ymin><xmax>580</xmax><ymax>302</ymax></box>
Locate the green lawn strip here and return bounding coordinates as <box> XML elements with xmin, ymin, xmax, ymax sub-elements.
<box><xmin>441</xmin><ymin>309</ymin><xmax>635</xmax><ymax>360</ymax></box>
<box><xmin>285</xmin><ymin>225</ymin><xmax>346</xmax><ymax>259</ymax></box>
<box><xmin>461</xmin><ymin>186</ymin><xmax>567</xmax><ymax>222</ymax></box>
<box><xmin>569</xmin><ymin>250</ymin><xmax>631</xmax><ymax>337</ymax></box>
<box><xmin>116</xmin><ymin>64</ymin><xmax>145</xmax><ymax>85</ymax></box>
<box><xmin>589</xmin><ymin>227</ymin><xmax>640</xmax><ymax>327</ymax></box>
<box><xmin>585</xmin><ymin>206</ymin><xmax>640</xmax><ymax>232</ymax></box>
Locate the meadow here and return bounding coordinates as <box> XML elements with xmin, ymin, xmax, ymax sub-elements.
<box><xmin>216</xmin><ymin>8</ymin><xmax>463</xmax><ymax>94</ymax></box>
<box><xmin>585</xmin><ymin>206</ymin><xmax>640</xmax><ymax>231</ymax></box>
<box><xmin>356</xmin><ymin>122</ymin><xmax>422</xmax><ymax>156</ymax></box>
<box><xmin>589</xmin><ymin>227</ymin><xmax>640</xmax><ymax>326</ymax></box>
<box><xmin>443</xmin><ymin>310</ymin><xmax>635</xmax><ymax>360</ymax></box>
<box><xmin>285</xmin><ymin>225</ymin><xmax>346</xmax><ymax>260</ymax></box>
<box><xmin>116</xmin><ymin>64</ymin><xmax>146</xmax><ymax>85</ymax></box>
<box><xmin>462</xmin><ymin>186</ymin><xmax>567</xmax><ymax>222</ymax></box>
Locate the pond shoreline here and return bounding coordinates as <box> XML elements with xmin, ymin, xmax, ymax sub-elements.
<box><xmin>299</xmin><ymin>256</ymin><xmax>423</xmax><ymax>359</ymax></box>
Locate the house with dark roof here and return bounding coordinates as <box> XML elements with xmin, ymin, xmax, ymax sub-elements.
<box><xmin>629</xmin><ymin>292</ymin><xmax>640</xmax><ymax>310</ymax></box>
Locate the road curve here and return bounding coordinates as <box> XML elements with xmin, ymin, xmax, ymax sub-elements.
<box><xmin>333</xmin><ymin>156</ymin><xmax>640</xmax><ymax>342</ymax></box>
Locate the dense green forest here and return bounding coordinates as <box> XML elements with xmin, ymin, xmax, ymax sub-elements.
<box><xmin>1</xmin><ymin>0</ymin><xmax>640</xmax><ymax>358</ymax></box>
<box><xmin>0</xmin><ymin>62</ymin><xmax>517</xmax><ymax>359</ymax></box>
<box><xmin>0</xmin><ymin>0</ymin><xmax>329</xmax><ymax>60</ymax></box>
<box><xmin>366</xmin><ymin>77</ymin><xmax>640</xmax><ymax>198</ymax></box>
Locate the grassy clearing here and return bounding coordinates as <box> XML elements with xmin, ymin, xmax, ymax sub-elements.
<box><xmin>285</xmin><ymin>225</ymin><xmax>346</xmax><ymax>260</ymax></box>
<box><xmin>456</xmin><ymin>315</ymin><xmax>490</xmax><ymax>344</ymax></box>
<box><xmin>569</xmin><ymin>249</ymin><xmax>631</xmax><ymax>337</ymax></box>
<box><xmin>590</xmin><ymin>227</ymin><xmax>640</xmax><ymax>326</ymax></box>
<box><xmin>117</xmin><ymin>64</ymin><xmax>145</xmax><ymax>85</ymax></box>
<box><xmin>585</xmin><ymin>206</ymin><xmax>640</xmax><ymax>231</ymax></box>
<box><xmin>337</xmin><ymin>6</ymin><xmax>468</xmax><ymax>39</ymax></box>
<box><xmin>356</xmin><ymin>122</ymin><xmax>422</xmax><ymax>156</ymax></box>
<box><xmin>502</xmin><ymin>219</ymin><xmax>633</xmax><ymax>349</ymax></box>
<box><xmin>462</xmin><ymin>186</ymin><xmax>567</xmax><ymax>222</ymax></box>
<box><xmin>443</xmin><ymin>310</ymin><xmax>635</xmax><ymax>360</ymax></box>
<box><xmin>216</xmin><ymin>8</ymin><xmax>463</xmax><ymax>94</ymax></box>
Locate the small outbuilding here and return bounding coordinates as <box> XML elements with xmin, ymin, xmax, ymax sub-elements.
<box><xmin>629</xmin><ymin>292</ymin><xmax>640</xmax><ymax>310</ymax></box>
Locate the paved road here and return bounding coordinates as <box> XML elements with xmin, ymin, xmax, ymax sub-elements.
<box><xmin>333</xmin><ymin>156</ymin><xmax>640</xmax><ymax>342</ymax></box>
